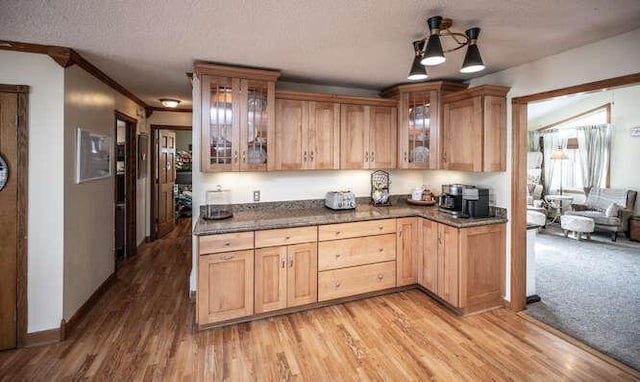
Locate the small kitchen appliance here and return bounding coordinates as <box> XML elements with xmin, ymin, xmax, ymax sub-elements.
<box><xmin>437</xmin><ymin>184</ymin><xmax>470</xmax><ymax>217</ymax></box>
<box><xmin>462</xmin><ymin>187</ymin><xmax>490</xmax><ymax>218</ymax></box>
<box><xmin>204</xmin><ymin>185</ymin><xmax>233</xmax><ymax>220</ymax></box>
<box><xmin>325</xmin><ymin>191</ymin><xmax>357</xmax><ymax>210</ymax></box>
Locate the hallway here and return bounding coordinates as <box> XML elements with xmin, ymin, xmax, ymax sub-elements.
<box><xmin>0</xmin><ymin>219</ymin><xmax>636</xmax><ymax>380</ymax></box>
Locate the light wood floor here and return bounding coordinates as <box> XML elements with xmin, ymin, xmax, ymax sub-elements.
<box><xmin>0</xmin><ymin>218</ymin><xmax>636</xmax><ymax>381</ymax></box>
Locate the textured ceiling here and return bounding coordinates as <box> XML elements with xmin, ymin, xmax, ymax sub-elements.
<box><xmin>1</xmin><ymin>0</ymin><xmax>640</xmax><ymax>109</ymax></box>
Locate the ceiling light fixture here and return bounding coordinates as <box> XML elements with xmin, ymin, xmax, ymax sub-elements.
<box><xmin>408</xmin><ymin>16</ymin><xmax>485</xmax><ymax>80</ymax></box>
<box><xmin>159</xmin><ymin>98</ymin><xmax>181</xmax><ymax>108</ymax></box>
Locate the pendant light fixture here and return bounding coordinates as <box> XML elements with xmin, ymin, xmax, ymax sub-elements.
<box><xmin>407</xmin><ymin>40</ymin><xmax>428</xmax><ymax>81</ymax></box>
<box><xmin>407</xmin><ymin>15</ymin><xmax>486</xmax><ymax>80</ymax></box>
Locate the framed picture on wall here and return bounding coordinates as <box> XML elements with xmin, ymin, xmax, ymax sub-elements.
<box><xmin>76</xmin><ymin>127</ymin><xmax>112</xmax><ymax>183</ymax></box>
<box><xmin>138</xmin><ymin>133</ymin><xmax>148</xmax><ymax>179</ymax></box>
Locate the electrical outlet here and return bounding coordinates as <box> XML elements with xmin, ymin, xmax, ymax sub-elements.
<box><xmin>253</xmin><ymin>190</ymin><xmax>260</xmax><ymax>202</ymax></box>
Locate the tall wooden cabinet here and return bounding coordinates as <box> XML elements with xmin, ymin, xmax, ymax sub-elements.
<box><xmin>419</xmin><ymin>219</ymin><xmax>506</xmax><ymax>314</ymax></box>
<box><xmin>441</xmin><ymin>85</ymin><xmax>509</xmax><ymax>172</ymax></box>
<box><xmin>195</xmin><ymin>64</ymin><xmax>281</xmax><ymax>172</ymax></box>
<box><xmin>396</xmin><ymin>217</ymin><xmax>419</xmax><ymax>286</ymax></box>
<box><xmin>340</xmin><ymin>104</ymin><xmax>397</xmax><ymax>169</ymax></box>
<box><xmin>382</xmin><ymin>82</ymin><xmax>467</xmax><ymax>169</ymax></box>
<box><xmin>274</xmin><ymin>95</ymin><xmax>340</xmax><ymax>170</ymax></box>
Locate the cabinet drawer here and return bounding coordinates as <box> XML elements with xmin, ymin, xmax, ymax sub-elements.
<box><xmin>318</xmin><ymin>219</ymin><xmax>396</xmax><ymax>241</ymax></box>
<box><xmin>318</xmin><ymin>234</ymin><xmax>396</xmax><ymax>271</ymax></box>
<box><xmin>318</xmin><ymin>261</ymin><xmax>396</xmax><ymax>301</ymax></box>
<box><xmin>255</xmin><ymin>226</ymin><xmax>317</xmax><ymax>248</ymax></box>
<box><xmin>198</xmin><ymin>232</ymin><xmax>254</xmax><ymax>255</ymax></box>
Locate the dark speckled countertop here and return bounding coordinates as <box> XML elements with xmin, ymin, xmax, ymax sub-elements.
<box><xmin>193</xmin><ymin>197</ymin><xmax>507</xmax><ymax>236</ymax></box>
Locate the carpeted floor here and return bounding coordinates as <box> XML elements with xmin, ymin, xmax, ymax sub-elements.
<box><xmin>526</xmin><ymin>226</ymin><xmax>640</xmax><ymax>371</ymax></box>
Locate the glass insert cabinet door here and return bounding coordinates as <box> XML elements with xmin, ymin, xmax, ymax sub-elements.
<box><xmin>400</xmin><ymin>91</ymin><xmax>437</xmax><ymax>169</ymax></box>
<box><xmin>201</xmin><ymin>75</ymin><xmax>274</xmax><ymax>172</ymax></box>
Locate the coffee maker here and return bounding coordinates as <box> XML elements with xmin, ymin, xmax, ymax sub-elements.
<box><xmin>462</xmin><ymin>187</ymin><xmax>490</xmax><ymax>218</ymax></box>
<box><xmin>437</xmin><ymin>184</ymin><xmax>469</xmax><ymax>217</ymax></box>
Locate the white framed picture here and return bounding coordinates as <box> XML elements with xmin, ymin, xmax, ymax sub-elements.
<box><xmin>76</xmin><ymin>127</ymin><xmax>112</xmax><ymax>183</ymax></box>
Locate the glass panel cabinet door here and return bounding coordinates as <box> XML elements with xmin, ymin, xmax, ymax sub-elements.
<box><xmin>240</xmin><ymin>79</ymin><xmax>270</xmax><ymax>171</ymax></box>
<box><xmin>405</xmin><ymin>91</ymin><xmax>433</xmax><ymax>169</ymax></box>
<box><xmin>202</xmin><ymin>76</ymin><xmax>239</xmax><ymax>172</ymax></box>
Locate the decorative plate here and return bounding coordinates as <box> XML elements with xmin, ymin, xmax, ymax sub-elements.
<box><xmin>411</xmin><ymin>146</ymin><xmax>430</xmax><ymax>163</ymax></box>
<box><xmin>247</xmin><ymin>147</ymin><xmax>267</xmax><ymax>164</ymax></box>
<box><xmin>0</xmin><ymin>155</ymin><xmax>7</xmax><ymax>191</ymax></box>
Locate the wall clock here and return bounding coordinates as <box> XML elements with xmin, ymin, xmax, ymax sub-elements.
<box><xmin>0</xmin><ymin>154</ymin><xmax>8</xmax><ymax>191</ymax></box>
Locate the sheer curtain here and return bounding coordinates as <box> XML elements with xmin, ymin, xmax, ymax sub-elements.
<box><xmin>528</xmin><ymin>131</ymin><xmax>542</xmax><ymax>152</ymax></box>
<box><xmin>576</xmin><ymin>124</ymin><xmax>612</xmax><ymax>195</ymax></box>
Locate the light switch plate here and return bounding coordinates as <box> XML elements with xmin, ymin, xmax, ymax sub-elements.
<box><xmin>631</xmin><ymin>127</ymin><xmax>640</xmax><ymax>137</ymax></box>
<box><xmin>253</xmin><ymin>190</ymin><xmax>260</xmax><ymax>202</ymax></box>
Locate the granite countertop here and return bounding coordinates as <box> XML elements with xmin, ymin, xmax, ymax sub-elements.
<box><xmin>194</xmin><ymin>197</ymin><xmax>507</xmax><ymax>236</ymax></box>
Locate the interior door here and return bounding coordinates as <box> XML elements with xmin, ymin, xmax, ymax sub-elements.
<box><xmin>157</xmin><ymin>130</ymin><xmax>176</xmax><ymax>238</ymax></box>
<box><xmin>0</xmin><ymin>91</ymin><xmax>18</xmax><ymax>350</ymax></box>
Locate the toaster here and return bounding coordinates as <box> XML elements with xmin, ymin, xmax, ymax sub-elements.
<box><xmin>325</xmin><ymin>191</ymin><xmax>357</xmax><ymax>210</ymax></box>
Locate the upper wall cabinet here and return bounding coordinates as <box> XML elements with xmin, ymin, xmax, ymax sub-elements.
<box><xmin>382</xmin><ymin>82</ymin><xmax>467</xmax><ymax>170</ymax></box>
<box><xmin>274</xmin><ymin>92</ymin><xmax>340</xmax><ymax>170</ymax></box>
<box><xmin>440</xmin><ymin>85</ymin><xmax>509</xmax><ymax>172</ymax></box>
<box><xmin>195</xmin><ymin>63</ymin><xmax>281</xmax><ymax>172</ymax></box>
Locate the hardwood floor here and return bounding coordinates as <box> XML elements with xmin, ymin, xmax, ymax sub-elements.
<box><xmin>0</xmin><ymin>217</ymin><xmax>636</xmax><ymax>381</ymax></box>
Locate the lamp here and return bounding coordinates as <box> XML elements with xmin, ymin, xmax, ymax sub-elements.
<box><xmin>159</xmin><ymin>98</ymin><xmax>181</xmax><ymax>108</ymax></box>
<box><xmin>408</xmin><ymin>16</ymin><xmax>485</xmax><ymax>80</ymax></box>
<box><xmin>551</xmin><ymin>147</ymin><xmax>569</xmax><ymax>195</ymax></box>
<box><xmin>407</xmin><ymin>40</ymin><xmax>428</xmax><ymax>80</ymax></box>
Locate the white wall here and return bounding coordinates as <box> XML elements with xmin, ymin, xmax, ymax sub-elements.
<box><xmin>470</xmin><ymin>27</ymin><xmax>640</xmax><ymax>300</ymax></box>
<box><xmin>63</xmin><ymin>65</ymin><xmax>147</xmax><ymax>320</ymax></box>
<box><xmin>0</xmin><ymin>51</ymin><xmax>65</xmax><ymax>333</ymax></box>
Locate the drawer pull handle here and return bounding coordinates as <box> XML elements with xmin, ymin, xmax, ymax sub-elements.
<box><xmin>221</xmin><ymin>255</ymin><xmax>234</xmax><ymax>261</ymax></box>
<box><xmin>378</xmin><ymin>225</ymin><xmax>383</xmax><ymax>230</ymax></box>
<box><xmin>224</xmin><ymin>241</ymin><xmax>230</xmax><ymax>246</ymax></box>
<box><xmin>335</xmin><ymin>254</ymin><xmax>341</xmax><ymax>259</ymax></box>
<box><xmin>285</xmin><ymin>235</ymin><xmax>291</xmax><ymax>240</ymax></box>
<box><xmin>378</xmin><ymin>248</ymin><xmax>383</xmax><ymax>252</ymax></box>
<box><xmin>377</xmin><ymin>274</ymin><xmax>384</xmax><ymax>281</ymax></box>
<box><xmin>334</xmin><ymin>281</ymin><xmax>341</xmax><ymax>288</ymax></box>
<box><xmin>335</xmin><ymin>231</ymin><xmax>341</xmax><ymax>235</ymax></box>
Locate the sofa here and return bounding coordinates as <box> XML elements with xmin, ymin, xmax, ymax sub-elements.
<box><xmin>565</xmin><ymin>188</ymin><xmax>637</xmax><ymax>241</ymax></box>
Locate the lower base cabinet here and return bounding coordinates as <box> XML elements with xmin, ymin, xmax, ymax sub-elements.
<box><xmin>198</xmin><ymin>250</ymin><xmax>254</xmax><ymax>325</ymax></box>
<box><xmin>419</xmin><ymin>219</ymin><xmax>505</xmax><ymax>314</ymax></box>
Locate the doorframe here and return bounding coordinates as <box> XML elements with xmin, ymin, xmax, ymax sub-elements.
<box><xmin>0</xmin><ymin>84</ymin><xmax>29</xmax><ymax>347</ymax></box>
<box><xmin>510</xmin><ymin>72</ymin><xmax>640</xmax><ymax>311</ymax></box>
<box><xmin>114</xmin><ymin>111</ymin><xmax>138</xmax><ymax>266</ymax></box>
<box><xmin>149</xmin><ymin>124</ymin><xmax>191</xmax><ymax>241</ymax></box>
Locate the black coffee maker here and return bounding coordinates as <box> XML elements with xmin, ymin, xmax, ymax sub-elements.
<box><xmin>437</xmin><ymin>184</ymin><xmax>469</xmax><ymax>217</ymax></box>
<box><xmin>462</xmin><ymin>187</ymin><xmax>490</xmax><ymax>218</ymax></box>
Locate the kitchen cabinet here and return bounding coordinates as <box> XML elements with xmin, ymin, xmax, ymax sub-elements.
<box><xmin>274</xmin><ymin>98</ymin><xmax>340</xmax><ymax>170</ymax></box>
<box><xmin>254</xmin><ymin>227</ymin><xmax>318</xmax><ymax>314</ymax></box>
<box><xmin>396</xmin><ymin>217</ymin><xmax>419</xmax><ymax>286</ymax></box>
<box><xmin>441</xmin><ymin>85</ymin><xmax>509</xmax><ymax>172</ymax></box>
<box><xmin>318</xmin><ymin>219</ymin><xmax>397</xmax><ymax>301</ymax></box>
<box><xmin>382</xmin><ymin>81</ymin><xmax>467</xmax><ymax>169</ymax></box>
<box><xmin>195</xmin><ymin>63</ymin><xmax>281</xmax><ymax>172</ymax></box>
<box><xmin>419</xmin><ymin>220</ymin><xmax>506</xmax><ymax>314</ymax></box>
<box><xmin>198</xmin><ymin>250</ymin><xmax>254</xmax><ymax>325</ymax></box>
<box><xmin>340</xmin><ymin>104</ymin><xmax>397</xmax><ymax>169</ymax></box>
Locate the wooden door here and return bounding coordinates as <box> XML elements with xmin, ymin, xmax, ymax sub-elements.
<box><xmin>369</xmin><ymin>106</ymin><xmax>397</xmax><ymax>169</ymax></box>
<box><xmin>437</xmin><ymin>224</ymin><xmax>460</xmax><ymax>307</ymax></box>
<box><xmin>255</xmin><ymin>246</ymin><xmax>287</xmax><ymax>313</ymax></box>
<box><xmin>418</xmin><ymin>218</ymin><xmax>438</xmax><ymax>291</ymax></box>
<box><xmin>275</xmin><ymin>99</ymin><xmax>307</xmax><ymax>170</ymax></box>
<box><xmin>198</xmin><ymin>250</ymin><xmax>254</xmax><ymax>325</ymax></box>
<box><xmin>441</xmin><ymin>97</ymin><xmax>483</xmax><ymax>172</ymax></box>
<box><xmin>396</xmin><ymin>217</ymin><xmax>418</xmax><ymax>286</ymax></box>
<box><xmin>340</xmin><ymin>104</ymin><xmax>369</xmax><ymax>169</ymax></box>
<box><xmin>482</xmin><ymin>96</ymin><xmax>507</xmax><ymax>172</ymax></box>
<box><xmin>157</xmin><ymin>130</ymin><xmax>176</xmax><ymax>238</ymax></box>
<box><xmin>287</xmin><ymin>242</ymin><xmax>318</xmax><ymax>307</ymax></box>
<box><xmin>0</xmin><ymin>91</ymin><xmax>18</xmax><ymax>350</ymax></box>
<box><xmin>308</xmin><ymin>102</ymin><xmax>340</xmax><ymax>170</ymax></box>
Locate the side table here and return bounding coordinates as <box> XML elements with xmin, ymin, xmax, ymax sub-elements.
<box><xmin>544</xmin><ymin>195</ymin><xmax>574</xmax><ymax>223</ymax></box>
<box><xmin>630</xmin><ymin>216</ymin><xmax>640</xmax><ymax>242</ymax></box>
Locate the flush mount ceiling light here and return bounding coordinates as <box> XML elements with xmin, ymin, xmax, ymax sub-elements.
<box><xmin>408</xmin><ymin>16</ymin><xmax>485</xmax><ymax>80</ymax></box>
<box><xmin>159</xmin><ymin>98</ymin><xmax>181</xmax><ymax>108</ymax></box>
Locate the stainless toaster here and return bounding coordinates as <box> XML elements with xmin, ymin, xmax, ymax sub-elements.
<box><xmin>325</xmin><ymin>191</ymin><xmax>356</xmax><ymax>210</ymax></box>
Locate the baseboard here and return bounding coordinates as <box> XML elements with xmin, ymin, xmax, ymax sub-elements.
<box><xmin>518</xmin><ymin>312</ymin><xmax>640</xmax><ymax>377</ymax></box>
<box><xmin>61</xmin><ymin>273</ymin><xmax>117</xmax><ymax>340</ymax></box>
<box><xmin>24</xmin><ymin>327</ymin><xmax>62</xmax><ymax>347</ymax></box>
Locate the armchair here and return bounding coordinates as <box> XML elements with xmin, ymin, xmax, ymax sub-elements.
<box><xmin>566</xmin><ymin>188</ymin><xmax>637</xmax><ymax>241</ymax></box>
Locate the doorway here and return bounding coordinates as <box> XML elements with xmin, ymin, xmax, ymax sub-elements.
<box><xmin>0</xmin><ymin>84</ymin><xmax>28</xmax><ymax>350</ymax></box>
<box><xmin>114</xmin><ymin>111</ymin><xmax>137</xmax><ymax>268</ymax></box>
<box><xmin>149</xmin><ymin>124</ymin><xmax>192</xmax><ymax>240</ymax></box>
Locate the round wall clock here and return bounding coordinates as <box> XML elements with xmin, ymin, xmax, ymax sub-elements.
<box><xmin>0</xmin><ymin>155</ymin><xmax>8</xmax><ymax>191</ymax></box>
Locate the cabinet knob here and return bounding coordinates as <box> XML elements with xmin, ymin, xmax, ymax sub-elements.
<box><xmin>334</xmin><ymin>281</ymin><xmax>341</xmax><ymax>288</ymax></box>
<box><xmin>224</xmin><ymin>241</ymin><xmax>230</xmax><ymax>246</ymax></box>
<box><xmin>378</xmin><ymin>248</ymin><xmax>383</xmax><ymax>252</ymax></box>
<box><xmin>335</xmin><ymin>253</ymin><xmax>341</xmax><ymax>259</ymax></box>
<box><xmin>378</xmin><ymin>225</ymin><xmax>383</xmax><ymax>230</ymax></box>
<box><xmin>377</xmin><ymin>274</ymin><xmax>384</xmax><ymax>281</ymax></box>
<box><xmin>285</xmin><ymin>235</ymin><xmax>291</xmax><ymax>240</ymax></box>
<box><xmin>335</xmin><ymin>231</ymin><xmax>341</xmax><ymax>236</ymax></box>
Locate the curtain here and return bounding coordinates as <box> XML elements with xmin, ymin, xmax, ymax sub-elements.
<box><xmin>541</xmin><ymin>130</ymin><xmax>568</xmax><ymax>194</ymax></box>
<box><xmin>528</xmin><ymin>131</ymin><xmax>542</xmax><ymax>152</ymax></box>
<box><xmin>576</xmin><ymin>124</ymin><xmax>612</xmax><ymax>195</ymax></box>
